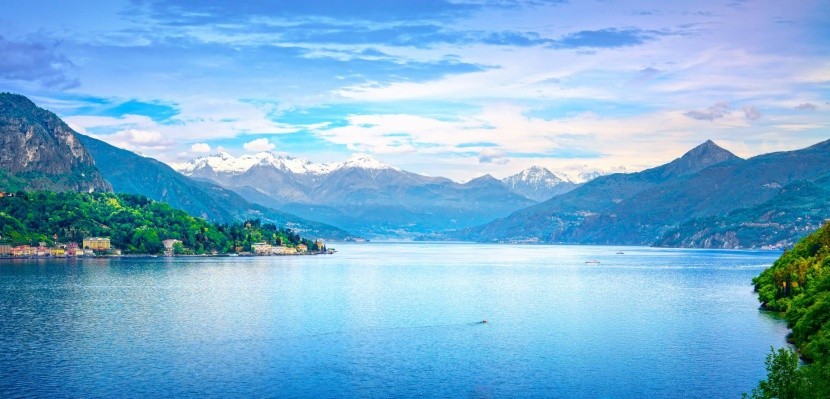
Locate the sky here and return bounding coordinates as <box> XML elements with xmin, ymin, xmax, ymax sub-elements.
<box><xmin>1</xmin><ymin>0</ymin><xmax>828</xmax><ymax>181</ymax></box>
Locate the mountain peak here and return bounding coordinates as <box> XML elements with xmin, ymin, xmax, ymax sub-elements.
<box><xmin>465</xmin><ymin>174</ymin><xmax>503</xmax><ymax>186</ymax></box>
<box><xmin>688</xmin><ymin>139</ymin><xmax>727</xmax><ymax>154</ymax></box>
<box><xmin>659</xmin><ymin>140</ymin><xmax>741</xmax><ymax>178</ymax></box>
<box><xmin>518</xmin><ymin>166</ymin><xmax>565</xmax><ymax>182</ymax></box>
<box><xmin>340</xmin><ymin>153</ymin><xmax>394</xmax><ymax>170</ymax></box>
<box><xmin>216</xmin><ymin>151</ymin><xmax>234</xmax><ymax>159</ymax></box>
<box><xmin>0</xmin><ymin>93</ymin><xmax>111</xmax><ymax>192</ymax></box>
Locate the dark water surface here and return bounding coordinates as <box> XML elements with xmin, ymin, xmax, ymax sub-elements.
<box><xmin>0</xmin><ymin>243</ymin><xmax>788</xmax><ymax>398</ymax></box>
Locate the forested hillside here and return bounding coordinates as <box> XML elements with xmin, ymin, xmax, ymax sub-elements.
<box><xmin>0</xmin><ymin>191</ymin><xmax>318</xmax><ymax>254</ymax></box>
<box><xmin>746</xmin><ymin>223</ymin><xmax>830</xmax><ymax>397</ymax></box>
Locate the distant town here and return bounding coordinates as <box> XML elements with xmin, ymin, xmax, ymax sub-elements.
<box><xmin>0</xmin><ymin>236</ymin><xmax>332</xmax><ymax>258</ymax></box>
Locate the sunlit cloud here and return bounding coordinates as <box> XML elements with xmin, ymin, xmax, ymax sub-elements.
<box><xmin>190</xmin><ymin>142</ymin><xmax>211</xmax><ymax>153</ymax></box>
<box><xmin>0</xmin><ymin>0</ymin><xmax>827</xmax><ymax>180</ymax></box>
<box><xmin>243</xmin><ymin>138</ymin><xmax>276</xmax><ymax>152</ymax></box>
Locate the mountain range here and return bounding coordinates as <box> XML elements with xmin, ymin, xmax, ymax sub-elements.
<box><xmin>454</xmin><ymin>139</ymin><xmax>830</xmax><ymax>248</ymax></box>
<box><xmin>77</xmin><ymin>134</ymin><xmax>355</xmax><ymax>240</ymax></box>
<box><xmin>174</xmin><ymin>152</ymin><xmax>556</xmax><ymax>238</ymax></box>
<box><xmin>0</xmin><ymin>93</ymin><xmax>353</xmax><ymax>240</ymax></box>
<box><xmin>3</xmin><ymin>92</ymin><xmax>828</xmax><ymax>248</ymax></box>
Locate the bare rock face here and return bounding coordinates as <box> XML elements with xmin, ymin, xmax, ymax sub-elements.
<box><xmin>0</xmin><ymin>93</ymin><xmax>111</xmax><ymax>192</ymax></box>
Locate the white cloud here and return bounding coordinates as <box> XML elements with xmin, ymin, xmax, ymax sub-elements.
<box><xmin>243</xmin><ymin>138</ymin><xmax>276</xmax><ymax>152</ymax></box>
<box><xmin>27</xmin><ymin>0</ymin><xmax>829</xmax><ymax>180</ymax></box>
<box><xmin>63</xmin><ymin>99</ymin><xmax>301</xmax><ymax>142</ymax></box>
<box><xmin>66</xmin><ymin>122</ymin><xmax>88</xmax><ymax>135</ymax></box>
<box><xmin>101</xmin><ymin>129</ymin><xmax>173</xmax><ymax>152</ymax></box>
<box><xmin>190</xmin><ymin>142</ymin><xmax>211</xmax><ymax>153</ymax></box>
<box><xmin>479</xmin><ymin>148</ymin><xmax>509</xmax><ymax>164</ymax></box>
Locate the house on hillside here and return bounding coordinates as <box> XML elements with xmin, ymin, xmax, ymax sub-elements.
<box><xmin>297</xmin><ymin>243</ymin><xmax>308</xmax><ymax>253</ymax></box>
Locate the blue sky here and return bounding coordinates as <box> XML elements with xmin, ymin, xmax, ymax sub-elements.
<box><xmin>1</xmin><ymin>0</ymin><xmax>828</xmax><ymax>180</ymax></box>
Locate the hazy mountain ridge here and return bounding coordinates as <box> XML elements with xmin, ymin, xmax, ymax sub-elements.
<box><xmin>453</xmin><ymin>139</ymin><xmax>830</xmax><ymax>248</ymax></box>
<box><xmin>78</xmin><ymin>134</ymin><xmax>356</xmax><ymax>240</ymax></box>
<box><xmin>176</xmin><ymin>152</ymin><xmax>539</xmax><ymax>238</ymax></box>
<box><xmin>0</xmin><ymin>93</ymin><xmax>111</xmax><ymax>193</ymax></box>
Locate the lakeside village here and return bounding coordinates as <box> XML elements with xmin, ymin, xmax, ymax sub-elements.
<box><xmin>0</xmin><ymin>236</ymin><xmax>332</xmax><ymax>259</ymax></box>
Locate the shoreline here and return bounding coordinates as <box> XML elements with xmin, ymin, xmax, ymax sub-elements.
<box><xmin>0</xmin><ymin>250</ymin><xmax>336</xmax><ymax>261</ymax></box>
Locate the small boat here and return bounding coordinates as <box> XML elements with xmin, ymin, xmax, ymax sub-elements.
<box><xmin>585</xmin><ymin>260</ymin><xmax>600</xmax><ymax>264</ymax></box>
<box><xmin>616</xmin><ymin>251</ymin><xmax>624</xmax><ymax>255</ymax></box>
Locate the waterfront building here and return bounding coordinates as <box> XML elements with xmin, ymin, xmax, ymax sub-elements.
<box><xmin>83</xmin><ymin>237</ymin><xmax>111</xmax><ymax>251</ymax></box>
<box><xmin>11</xmin><ymin>246</ymin><xmax>36</xmax><ymax>257</ymax></box>
<box><xmin>252</xmin><ymin>242</ymin><xmax>273</xmax><ymax>255</ymax></box>
<box><xmin>163</xmin><ymin>239</ymin><xmax>181</xmax><ymax>256</ymax></box>
<box><xmin>66</xmin><ymin>243</ymin><xmax>81</xmax><ymax>257</ymax></box>
<box><xmin>297</xmin><ymin>243</ymin><xmax>308</xmax><ymax>252</ymax></box>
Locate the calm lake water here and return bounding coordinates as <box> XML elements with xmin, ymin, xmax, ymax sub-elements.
<box><xmin>0</xmin><ymin>243</ymin><xmax>788</xmax><ymax>398</ymax></box>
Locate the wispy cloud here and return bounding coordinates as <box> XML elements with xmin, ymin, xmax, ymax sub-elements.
<box><xmin>742</xmin><ymin>106</ymin><xmax>761</xmax><ymax>121</ymax></box>
<box><xmin>2</xmin><ymin>0</ymin><xmax>828</xmax><ymax>179</ymax></box>
<box><xmin>479</xmin><ymin>148</ymin><xmax>509</xmax><ymax>164</ymax></box>
<box><xmin>684</xmin><ymin>102</ymin><xmax>730</xmax><ymax>121</ymax></box>
<box><xmin>553</xmin><ymin>28</ymin><xmax>657</xmax><ymax>49</ymax></box>
<box><xmin>0</xmin><ymin>35</ymin><xmax>79</xmax><ymax>89</ymax></box>
<box><xmin>795</xmin><ymin>103</ymin><xmax>817</xmax><ymax>110</ymax></box>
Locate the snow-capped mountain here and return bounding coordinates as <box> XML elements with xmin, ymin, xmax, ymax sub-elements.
<box><xmin>502</xmin><ymin>166</ymin><xmax>579</xmax><ymax>202</ymax></box>
<box><xmin>562</xmin><ymin>166</ymin><xmax>627</xmax><ymax>183</ymax></box>
<box><xmin>173</xmin><ymin>152</ymin><xmax>395</xmax><ymax>176</ymax></box>
<box><xmin>172</xmin><ymin>152</ymin><xmax>533</xmax><ymax>238</ymax></box>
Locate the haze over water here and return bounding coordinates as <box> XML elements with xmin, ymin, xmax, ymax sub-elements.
<box><xmin>1</xmin><ymin>243</ymin><xmax>788</xmax><ymax>398</ymax></box>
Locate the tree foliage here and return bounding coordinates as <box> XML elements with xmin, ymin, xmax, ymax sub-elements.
<box><xmin>0</xmin><ymin>191</ymin><xmax>317</xmax><ymax>254</ymax></box>
<box><xmin>747</xmin><ymin>223</ymin><xmax>830</xmax><ymax>397</ymax></box>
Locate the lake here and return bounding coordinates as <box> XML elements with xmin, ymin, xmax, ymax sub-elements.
<box><xmin>0</xmin><ymin>243</ymin><xmax>789</xmax><ymax>398</ymax></box>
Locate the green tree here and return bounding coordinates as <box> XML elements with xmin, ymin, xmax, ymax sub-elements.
<box><xmin>744</xmin><ymin>348</ymin><xmax>801</xmax><ymax>399</ymax></box>
<box><xmin>172</xmin><ymin>241</ymin><xmax>185</xmax><ymax>255</ymax></box>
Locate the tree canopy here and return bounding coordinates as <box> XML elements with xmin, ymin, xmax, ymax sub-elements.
<box><xmin>747</xmin><ymin>223</ymin><xmax>830</xmax><ymax>397</ymax></box>
<box><xmin>0</xmin><ymin>191</ymin><xmax>319</xmax><ymax>254</ymax></box>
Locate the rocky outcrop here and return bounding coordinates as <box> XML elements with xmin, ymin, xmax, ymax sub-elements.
<box><xmin>0</xmin><ymin>93</ymin><xmax>110</xmax><ymax>192</ymax></box>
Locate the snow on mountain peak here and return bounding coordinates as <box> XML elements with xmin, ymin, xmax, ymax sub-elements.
<box><xmin>511</xmin><ymin>166</ymin><xmax>570</xmax><ymax>185</ymax></box>
<box><xmin>338</xmin><ymin>153</ymin><xmax>396</xmax><ymax>170</ymax></box>
<box><xmin>174</xmin><ymin>151</ymin><xmax>398</xmax><ymax>175</ymax></box>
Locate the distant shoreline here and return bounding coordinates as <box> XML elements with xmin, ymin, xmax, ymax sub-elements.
<box><xmin>0</xmin><ymin>251</ymin><xmax>336</xmax><ymax>261</ymax></box>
